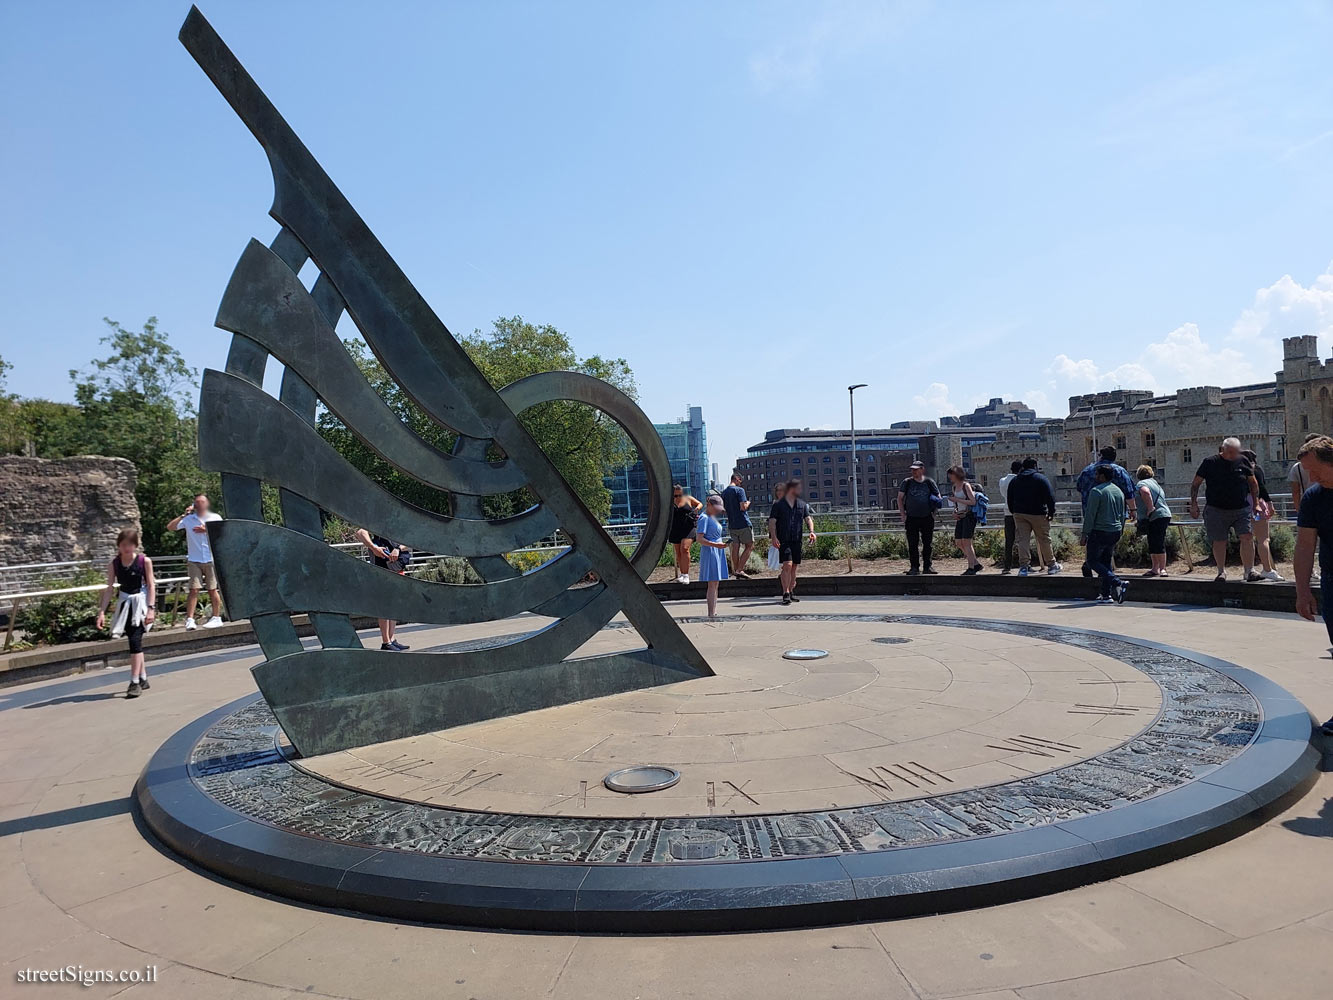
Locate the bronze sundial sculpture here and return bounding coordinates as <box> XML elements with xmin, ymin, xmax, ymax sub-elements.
<box><xmin>179</xmin><ymin>6</ymin><xmax>712</xmax><ymax>757</ymax></box>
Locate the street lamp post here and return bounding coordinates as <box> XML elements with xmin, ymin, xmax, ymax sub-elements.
<box><xmin>848</xmin><ymin>384</ymin><xmax>868</xmax><ymax>557</ymax></box>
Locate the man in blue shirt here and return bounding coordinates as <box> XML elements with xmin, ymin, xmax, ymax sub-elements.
<box><xmin>1293</xmin><ymin>434</ymin><xmax>1333</xmax><ymax>734</ymax></box>
<box><xmin>720</xmin><ymin>473</ymin><xmax>754</xmax><ymax>579</ymax></box>
<box><xmin>1076</xmin><ymin>446</ymin><xmax>1136</xmax><ymax>577</ymax></box>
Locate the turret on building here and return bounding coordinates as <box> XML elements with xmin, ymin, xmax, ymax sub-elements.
<box><xmin>970</xmin><ymin>335</ymin><xmax>1333</xmax><ymax>503</ymax></box>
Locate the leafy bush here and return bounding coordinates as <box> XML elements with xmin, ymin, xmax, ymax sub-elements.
<box><xmin>972</xmin><ymin>529</ymin><xmax>1005</xmax><ymax>562</ymax></box>
<box><xmin>502</xmin><ymin>550</ymin><xmax>553</xmax><ymax>574</ymax></box>
<box><xmin>1180</xmin><ymin>522</ymin><xmax>1292</xmax><ymax>565</ymax></box>
<box><xmin>656</xmin><ymin>543</ymin><xmax>698</xmax><ymax>567</ymax></box>
<box><xmin>1113</xmin><ymin>524</ymin><xmax>1182</xmax><ymax>568</ymax></box>
<box><xmin>744</xmin><ymin>551</ymin><xmax>767</xmax><ymax>575</ymax></box>
<box><xmin>931</xmin><ymin>529</ymin><xmax>963</xmax><ymax>560</ymax></box>
<box><xmin>1049</xmin><ymin>526</ymin><xmax>1079</xmax><ymax>561</ymax></box>
<box><xmin>322</xmin><ymin>515</ymin><xmax>357</xmax><ymax>544</ymax></box>
<box><xmin>852</xmin><ymin>534</ymin><xmax>908</xmax><ymax>560</ymax></box>
<box><xmin>17</xmin><ymin>570</ymin><xmax>105</xmax><ymax>646</ymax></box>
<box><xmin>1267</xmin><ymin>523</ymin><xmax>1295</xmax><ymax>562</ymax></box>
<box><xmin>812</xmin><ymin>532</ymin><xmax>843</xmax><ymax>560</ymax></box>
<box><xmin>415</xmin><ymin>557</ymin><xmax>483</xmax><ymax>584</ymax></box>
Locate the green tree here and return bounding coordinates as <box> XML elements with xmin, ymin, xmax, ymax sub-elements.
<box><xmin>58</xmin><ymin>318</ymin><xmax>216</xmax><ymax>554</ymax></box>
<box><xmin>70</xmin><ymin>316</ymin><xmax>199</xmax><ymax>414</ymax></box>
<box><xmin>317</xmin><ymin>316</ymin><xmax>636</xmax><ymax>523</ymax></box>
<box><xmin>0</xmin><ymin>354</ymin><xmax>18</xmax><ymax>453</ymax></box>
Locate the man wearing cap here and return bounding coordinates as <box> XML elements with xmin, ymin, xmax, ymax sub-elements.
<box><xmin>897</xmin><ymin>461</ymin><xmax>942</xmax><ymax>576</ymax></box>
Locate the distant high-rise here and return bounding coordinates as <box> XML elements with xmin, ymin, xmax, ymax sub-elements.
<box><xmin>604</xmin><ymin>406</ymin><xmax>709</xmax><ymax>523</ymax></box>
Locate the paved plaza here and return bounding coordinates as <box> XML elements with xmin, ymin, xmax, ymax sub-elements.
<box><xmin>2</xmin><ymin>595</ymin><xmax>1331</xmax><ymax>999</ymax></box>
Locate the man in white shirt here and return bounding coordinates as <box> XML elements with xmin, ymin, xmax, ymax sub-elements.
<box><xmin>167</xmin><ymin>493</ymin><xmax>224</xmax><ymax>629</ymax></box>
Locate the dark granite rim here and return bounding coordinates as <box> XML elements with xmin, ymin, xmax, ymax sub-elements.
<box><xmin>134</xmin><ymin>616</ymin><xmax>1320</xmax><ymax>931</ymax></box>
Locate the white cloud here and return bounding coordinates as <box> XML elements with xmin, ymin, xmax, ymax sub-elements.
<box><xmin>1045</xmin><ymin>322</ymin><xmax>1259</xmax><ymax>400</ymax></box>
<box><xmin>1032</xmin><ymin>263</ymin><xmax>1333</xmax><ymax>415</ymax></box>
<box><xmin>1228</xmin><ymin>263</ymin><xmax>1333</xmax><ymax>350</ymax></box>
<box><xmin>748</xmin><ymin>0</ymin><xmax>925</xmax><ymax>94</ymax></box>
<box><xmin>911</xmin><ymin>381</ymin><xmax>958</xmax><ymax>417</ymax></box>
<box><xmin>1019</xmin><ymin>387</ymin><xmax>1053</xmax><ymax>415</ymax></box>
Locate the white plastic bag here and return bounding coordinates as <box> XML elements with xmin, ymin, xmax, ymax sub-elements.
<box><xmin>767</xmin><ymin>544</ymin><xmax>781</xmax><ymax>570</ymax></box>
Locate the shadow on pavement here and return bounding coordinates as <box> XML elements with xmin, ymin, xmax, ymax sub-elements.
<box><xmin>21</xmin><ymin>693</ymin><xmax>120</xmax><ymax>709</ymax></box>
<box><xmin>0</xmin><ymin>797</ymin><xmax>132</xmax><ymax>837</ymax></box>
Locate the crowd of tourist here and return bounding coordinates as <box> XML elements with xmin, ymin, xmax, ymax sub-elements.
<box><xmin>681</xmin><ymin>436</ymin><xmax>1307</xmax><ymax>607</ymax></box>
<box><xmin>80</xmin><ymin>434</ymin><xmax>1333</xmax><ymax>733</ymax></box>
<box><xmin>647</xmin><ymin>433</ymin><xmax>1326</xmax><ymax>619</ymax></box>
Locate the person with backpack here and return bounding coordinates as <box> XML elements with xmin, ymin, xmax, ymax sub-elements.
<box><xmin>95</xmin><ymin>528</ymin><xmax>156</xmax><ymax>698</ymax></box>
<box><xmin>947</xmin><ymin>466</ymin><xmax>983</xmax><ymax>575</ymax></box>
<box><xmin>1006</xmin><ymin>458</ymin><xmax>1062</xmax><ymax>576</ymax></box>
<box><xmin>896</xmin><ymin>460</ymin><xmax>942</xmax><ymax>575</ymax></box>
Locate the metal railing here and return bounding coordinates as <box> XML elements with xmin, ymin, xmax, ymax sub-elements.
<box><xmin>0</xmin><ymin>500</ymin><xmax>1293</xmax><ymax>652</ymax></box>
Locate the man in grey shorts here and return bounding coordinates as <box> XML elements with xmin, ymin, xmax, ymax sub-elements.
<box><xmin>721</xmin><ymin>473</ymin><xmax>754</xmax><ymax>579</ymax></box>
<box><xmin>1188</xmin><ymin>437</ymin><xmax>1260</xmax><ymax>582</ymax></box>
<box><xmin>167</xmin><ymin>493</ymin><xmax>225</xmax><ymax>629</ymax></box>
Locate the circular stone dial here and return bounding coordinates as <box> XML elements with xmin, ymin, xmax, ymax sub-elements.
<box><xmin>296</xmin><ymin>618</ymin><xmax>1162</xmax><ymax>818</ymax></box>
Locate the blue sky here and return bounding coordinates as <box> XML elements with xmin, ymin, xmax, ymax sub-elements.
<box><xmin>3</xmin><ymin>1</ymin><xmax>1333</xmax><ymax>477</ymax></box>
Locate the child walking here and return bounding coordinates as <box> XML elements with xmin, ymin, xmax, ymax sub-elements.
<box><xmin>96</xmin><ymin>528</ymin><xmax>156</xmax><ymax>698</ymax></box>
<box><xmin>696</xmin><ymin>495</ymin><xmax>730</xmax><ymax>617</ymax></box>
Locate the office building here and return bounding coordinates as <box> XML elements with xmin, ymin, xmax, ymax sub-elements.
<box><xmin>732</xmin><ymin>400</ymin><xmax>1038</xmax><ymax>510</ymax></box>
<box><xmin>605</xmin><ymin>405</ymin><xmax>709</xmax><ymax>523</ymax></box>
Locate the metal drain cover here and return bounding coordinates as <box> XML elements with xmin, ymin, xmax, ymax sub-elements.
<box><xmin>873</xmin><ymin>637</ymin><xmax>912</xmax><ymax>645</ymax></box>
<box><xmin>782</xmin><ymin>648</ymin><xmax>829</xmax><ymax>660</ymax></box>
<box><xmin>604</xmin><ymin>765</ymin><xmax>681</xmax><ymax>794</ymax></box>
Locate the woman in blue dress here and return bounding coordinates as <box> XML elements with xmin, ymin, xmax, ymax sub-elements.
<box><xmin>696</xmin><ymin>494</ymin><xmax>729</xmax><ymax>617</ymax></box>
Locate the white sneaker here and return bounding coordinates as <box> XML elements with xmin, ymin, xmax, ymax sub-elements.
<box><xmin>1047</xmin><ymin>562</ymin><xmax>1063</xmax><ymax>575</ymax></box>
<box><xmin>1261</xmin><ymin>569</ymin><xmax>1284</xmax><ymax>582</ymax></box>
<box><xmin>184</xmin><ymin>618</ymin><xmax>197</xmax><ymax>631</ymax></box>
<box><xmin>203</xmin><ymin>616</ymin><xmax>224</xmax><ymax>628</ymax></box>
<box><xmin>681</xmin><ymin>574</ymin><xmax>690</xmax><ymax>584</ymax></box>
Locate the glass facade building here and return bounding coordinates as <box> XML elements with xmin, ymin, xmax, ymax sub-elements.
<box><xmin>605</xmin><ymin>406</ymin><xmax>709</xmax><ymax>524</ymax></box>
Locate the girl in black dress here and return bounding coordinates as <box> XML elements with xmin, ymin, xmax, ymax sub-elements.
<box><xmin>96</xmin><ymin>528</ymin><xmax>156</xmax><ymax>698</ymax></box>
<box><xmin>667</xmin><ymin>484</ymin><xmax>703</xmax><ymax>584</ymax></box>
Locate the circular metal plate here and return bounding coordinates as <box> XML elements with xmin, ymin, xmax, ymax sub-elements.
<box><xmin>872</xmin><ymin>637</ymin><xmax>912</xmax><ymax>645</ymax></box>
<box><xmin>603</xmin><ymin>765</ymin><xmax>681</xmax><ymax>794</ymax></box>
<box><xmin>782</xmin><ymin>648</ymin><xmax>829</xmax><ymax>660</ymax></box>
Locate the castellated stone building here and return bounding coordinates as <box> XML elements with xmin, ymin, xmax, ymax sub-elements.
<box><xmin>969</xmin><ymin>335</ymin><xmax>1333</xmax><ymax>506</ymax></box>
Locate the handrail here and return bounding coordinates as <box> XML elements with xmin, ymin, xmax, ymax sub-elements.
<box><xmin>1</xmin><ymin>498</ymin><xmax>1295</xmax><ymax>650</ymax></box>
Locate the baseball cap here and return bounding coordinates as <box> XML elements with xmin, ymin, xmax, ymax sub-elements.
<box><xmin>909</xmin><ymin>460</ymin><xmax>925</xmax><ymax>469</ymax></box>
